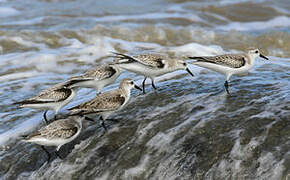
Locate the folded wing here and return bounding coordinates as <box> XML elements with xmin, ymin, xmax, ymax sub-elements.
<box><xmin>69</xmin><ymin>91</ymin><xmax>125</xmax><ymax>115</ymax></box>
<box><xmin>112</xmin><ymin>52</ymin><xmax>165</xmax><ymax>68</ymax></box>
<box><xmin>189</xmin><ymin>54</ymin><xmax>246</xmax><ymax>68</ymax></box>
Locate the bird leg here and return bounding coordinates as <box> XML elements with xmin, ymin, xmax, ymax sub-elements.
<box><xmin>100</xmin><ymin>116</ymin><xmax>107</xmax><ymax>131</ymax></box>
<box><xmin>151</xmin><ymin>79</ymin><xmax>157</xmax><ymax>90</ymax></box>
<box><xmin>84</xmin><ymin>116</ymin><xmax>95</xmax><ymax>122</ymax></box>
<box><xmin>224</xmin><ymin>81</ymin><xmax>230</xmax><ymax>95</ymax></box>
<box><xmin>142</xmin><ymin>77</ymin><xmax>147</xmax><ymax>94</ymax></box>
<box><xmin>55</xmin><ymin>151</ymin><xmax>63</xmax><ymax>159</ymax></box>
<box><xmin>41</xmin><ymin>145</ymin><xmax>51</xmax><ymax>163</ymax></box>
<box><xmin>43</xmin><ymin>111</ymin><xmax>49</xmax><ymax>124</ymax></box>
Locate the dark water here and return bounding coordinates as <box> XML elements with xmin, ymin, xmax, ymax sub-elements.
<box><xmin>0</xmin><ymin>0</ymin><xmax>289</xmax><ymax>179</ymax></box>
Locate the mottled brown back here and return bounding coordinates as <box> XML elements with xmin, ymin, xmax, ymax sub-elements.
<box><xmin>190</xmin><ymin>54</ymin><xmax>246</xmax><ymax>68</ymax></box>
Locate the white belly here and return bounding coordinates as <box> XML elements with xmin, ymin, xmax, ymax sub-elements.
<box><xmin>117</xmin><ymin>63</ymin><xmax>172</xmax><ymax>78</ymax></box>
<box><xmin>193</xmin><ymin>62</ymin><xmax>252</xmax><ymax>79</ymax></box>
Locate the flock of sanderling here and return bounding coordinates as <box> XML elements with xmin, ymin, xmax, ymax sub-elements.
<box><xmin>14</xmin><ymin>48</ymin><xmax>268</xmax><ymax>162</ymax></box>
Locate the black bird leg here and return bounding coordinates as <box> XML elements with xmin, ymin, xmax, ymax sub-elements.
<box><xmin>151</xmin><ymin>78</ymin><xmax>157</xmax><ymax>90</ymax></box>
<box><xmin>100</xmin><ymin>116</ymin><xmax>107</xmax><ymax>131</ymax></box>
<box><xmin>142</xmin><ymin>77</ymin><xmax>147</xmax><ymax>94</ymax></box>
<box><xmin>84</xmin><ymin>116</ymin><xmax>95</xmax><ymax>122</ymax></box>
<box><xmin>41</xmin><ymin>145</ymin><xmax>51</xmax><ymax>163</ymax></box>
<box><xmin>55</xmin><ymin>151</ymin><xmax>63</xmax><ymax>159</ymax></box>
<box><xmin>224</xmin><ymin>80</ymin><xmax>230</xmax><ymax>95</ymax></box>
<box><xmin>43</xmin><ymin>111</ymin><xmax>49</xmax><ymax>124</ymax></box>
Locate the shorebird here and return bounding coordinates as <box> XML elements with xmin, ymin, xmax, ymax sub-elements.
<box><xmin>188</xmin><ymin>48</ymin><xmax>269</xmax><ymax>94</ymax></box>
<box><xmin>69</xmin><ymin>78</ymin><xmax>142</xmax><ymax>130</ymax></box>
<box><xmin>22</xmin><ymin>116</ymin><xmax>94</xmax><ymax>162</ymax></box>
<box><xmin>65</xmin><ymin>64</ymin><xmax>122</xmax><ymax>93</ymax></box>
<box><xmin>111</xmin><ymin>52</ymin><xmax>194</xmax><ymax>94</ymax></box>
<box><xmin>14</xmin><ymin>82</ymin><xmax>81</xmax><ymax>123</ymax></box>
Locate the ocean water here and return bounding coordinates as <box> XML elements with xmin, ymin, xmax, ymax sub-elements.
<box><xmin>0</xmin><ymin>0</ymin><xmax>289</xmax><ymax>179</ymax></box>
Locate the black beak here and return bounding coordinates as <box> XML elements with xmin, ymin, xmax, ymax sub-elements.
<box><xmin>134</xmin><ymin>84</ymin><xmax>142</xmax><ymax>91</ymax></box>
<box><xmin>186</xmin><ymin>68</ymin><xmax>194</xmax><ymax>77</ymax></box>
<box><xmin>260</xmin><ymin>54</ymin><xmax>269</xmax><ymax>60</ymax></box>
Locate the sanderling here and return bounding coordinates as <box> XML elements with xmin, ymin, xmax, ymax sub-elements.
<box><xmin>22</xmin><ymin>116</ymin><xmax>94</xmax><ymax>162</ymax></box>
<box><xmin>69</xmin><ymin>78</ymin><xmax>142</xmax><ymax>130</ymax></box>
<box><xmin>188</xmin><ymin>48</ymin><xmax>269</xmax><ymax>94</ymax></box>
<box><xmin>112</xmin><ymin>52</ymin><xmax>194</xmax><ymax>94</ymax></box>
<box><xmin>65</xmin><ymin>64</ymin><xmax>122</xmax><ymax>93</ymax></box>
<box><xmin>14</xmin><ymin>82</ymin><xmax>80</xmax><ymax>123</ymax></box>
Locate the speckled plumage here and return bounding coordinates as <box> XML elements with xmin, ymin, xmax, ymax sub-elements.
<box><xmin>64</xmin><ymin>65</ymin><xmax>121</xmax><ymax>92</ymax></box>
<box><xmin>188</xmin><ymin>48</ymin><xmax>269</xmax><ymax>94</ymax></box>
<box><xmin>113</xmin><ymin>52</ymin><xmax>167</xmax><ymax>68</ymax></box>
<box><xmin>69</xmin><ymin>90</ymin><xmax>125</xmax><ymax>115</ymax></box>
<box><xmin>14</xmin><ymin>82</ymin><xmax>77</xmax><ymax>117</ymax></box>
<box><xmin>68</xmin><ymin>78</ymin><xmax>140</xmax><ymax>120</ymax></box>
<box><xmin>190</xmin><ymin>54</ymin><xmax>246</xmax><ymax>68</ymax></box>
<box><xmin>19</xmin><ymin>84</ymin><xmax>72</xmax><ymax>104</ymax></box>
<box><xmin>27</xmin><ymin>118</ymin><xmax>79</xmax><ymax>140</ymax></box>
<box><xmin>69</xmin><ymin>65</ymin><xmax>117</xmax><ymax>81</ymax></box>
<box><xmin>111</xmin><ymin>52</ymin><xmax>193</xmax><ymax>94</ymax></box>
<box><xmin>23</xmin><ymin>116</ymin><xmax>84</xmax><ymax>153</ymax></box>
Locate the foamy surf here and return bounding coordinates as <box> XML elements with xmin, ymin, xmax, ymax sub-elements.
<box><xmin>0</xmin><ymin>0</ymin><xmax>289</xmax><ymax>179</ymax></box>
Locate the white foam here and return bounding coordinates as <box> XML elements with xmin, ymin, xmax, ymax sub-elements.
<box><xmin>90</xmin><ymin>12</ymin><xmax>204</xmax><ymax>23</ymax></box>
<box><xmin>0</xmin><ymin>17</ymin><xmax>44</xmax><ymax>26</ymax></box>
<box><xmin>95</xmin><ymin>171</ymin><xmax>110</xmax><ymax>180</ymax></box>
<box><xmin>230</xmin><ymin>136</ymin><xmax>266</xmax><ymax>161</ymax></box>
<box><xmin>219</xmin><ymin>0</ymin><xmax>266</xmax><ymax>5</ymax></box>
<box><xmin>0</xmin><ymin>71</ymin><xmax>40</xmax><ymax>82</ymax></box>
<box><xmin>58</xmin><ymin>36</ymin><xmax>115</xmax><ymax>63</ymax></box>
<box><xmin>123</xmin><ymin>155</ymin><xmax>150</xmax><ymax>179</ymax></box>
<box><xmin>27</xmin><ymin>53</ymin><xmax>59</xmax><ymax>72</ymax></box>
<box><xmin>9</xmin><ymin>36</ymin><xmax>46</xmax><ymax>49</ymax></box>
<box><xmin>0</xmin><ymin>7</ymin><xmax>20</xmax><ymax>17</ymax></box>
<box><xmin>146</xmin><ymin>132</ymin><xmax>173</xmax><ymax>150</ymax></box>
<box><xmin>136</xmin><ymin>120</ymin><xmax>160</xmax><ymax>143</ymax></box>
<box><xmin>256</xmin><ymin>152</ymin><xmax>285</xmax><ymax>179</ymax></box>
<box><xmin>168</xmin><ymin>42</ymin><xmax>225</xmax><ymax>57</ymax></box>
<box><xmin>61</xmin><ymin>38</ymin><xmax>83</xmax><ymax>49</ymax></box>
<box><xmin>217</xmin><ymin>16</ymin><xmax>290</xmax><ymax>31</ymax></box>
<box><xmin>105</xmin><ymin>36</ymin><xmax>162</xmax><ymax>52</ymax></box>
<box><xmin>0</xmin><ymin>116</ymin><xmax>42</xmax><ymax>147</ymax></box>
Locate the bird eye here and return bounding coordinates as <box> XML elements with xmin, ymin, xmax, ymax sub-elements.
<box><xmin>183</xmin><ymin>63</ymin><xmax>186</xmax><ymax>66</ymax></box>
<box><xmin>255</xmin><ymin>50</ymin><xmax>259</xmax><ymax>53</ymax></box>
<box><xmin>130</xmin><ymin>82</ymin><xmax>134</xmax><ymax>85</ymax></box>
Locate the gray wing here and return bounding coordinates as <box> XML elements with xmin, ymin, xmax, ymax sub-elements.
<box><xmin>27</xmin><ymin>119</ymin><xmax>78</xmax><ymax>140</ymax></box>
<box><xmin>69</xmin><ymin>65</ymin><xmax>117</xmax><ymax>80</ymax></box>
<box><xmin>112</xmin><ymin>52</ymin><xmax>165</xmax><ymax>68</ymax></box>
<box><xmin>65</xmin><ymin>65</ymin><xmax>117</xmax><ymax>87</ymax></box>
<box><xmin>83</xmin><ymin>65</ymin><xmax>117</xmax><ymax>80</ymax></box>
<box><xmin>15</xmin><ymin>86</ymin><xmax>72</xmax><ymax>104</ymax></box>
<box><xmin>189</xmin><ymin>54</ymin><xmax>246</xmax><ymax>68</ymax></box>
<box><xmin>69</xmin><ymin>91</ymin><xmax>125</xmax><ymax>115</ymax></box>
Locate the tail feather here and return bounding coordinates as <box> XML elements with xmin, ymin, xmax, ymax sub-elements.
<box><xmin>110</xmin><ymin>52</ymin><xmax>136</xmax><ymax>64</ymax></box>
<box><xmin>188</xmin><ymin>56</ymin><xmax>214</xmax><ymax>64</ymax></box>
<box><xmin>13</xmin><ymin>99</ymin><xmax>38</xmax><ymax>106</ymax></box>
<box><xmin>64</xmin><ymin>78</ymin><xmax>93</xmax><ymax>88</ymax></box>
<box><xmin>69</xmin><ymin>108</ymin><xmax>103</xmax><ymax>116</ymax></box>
<box><xmin>20</xmin><ymin>134</ymin><xmax>33</xmax><ymax>142</ymax></box>
<box><xmin>188</xmin><ymin>56</ymin><xmax>206</xmax><ymax>60</ymax></box>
